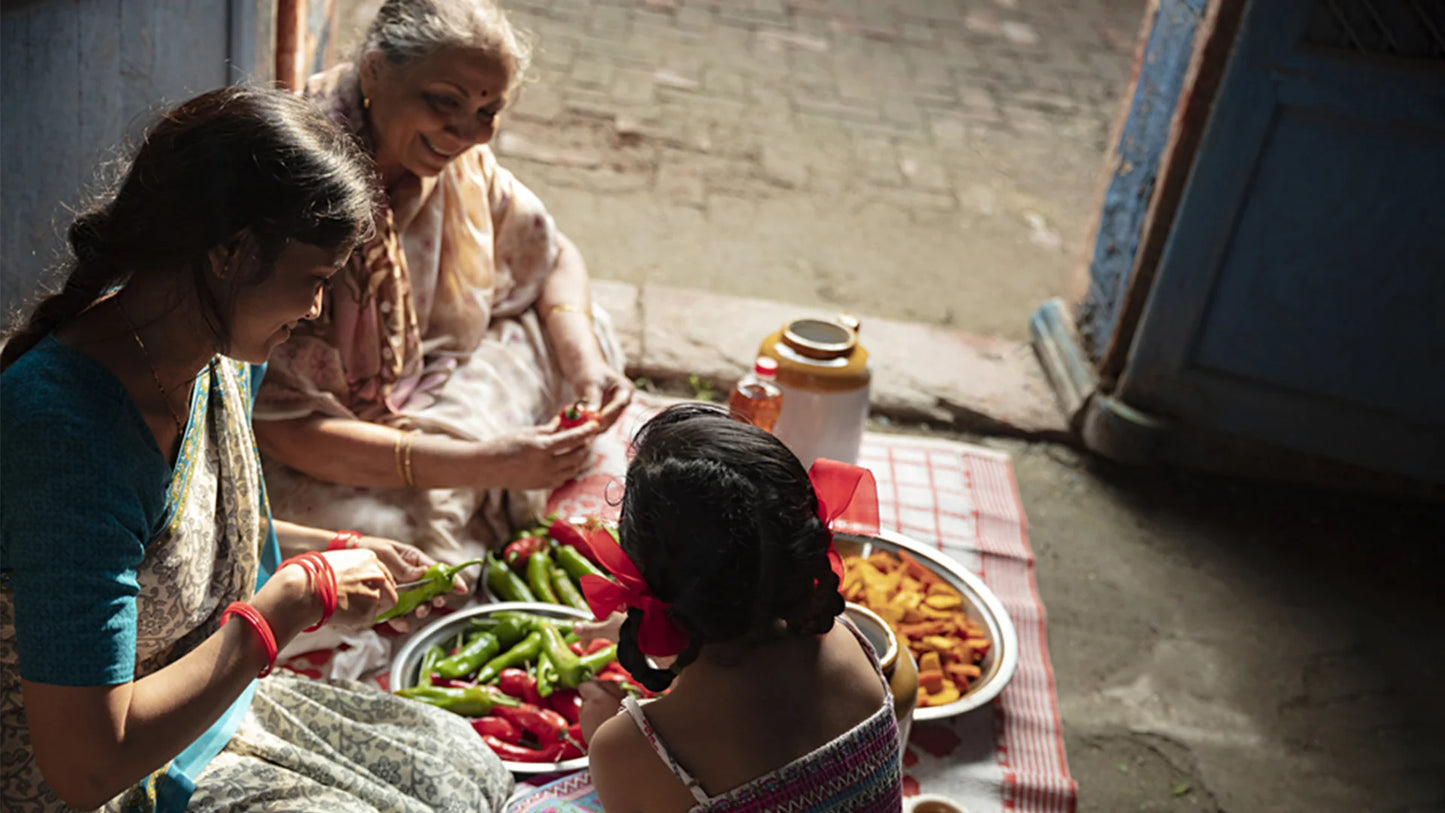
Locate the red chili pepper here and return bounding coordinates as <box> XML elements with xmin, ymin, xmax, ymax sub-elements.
<box><xmin>503</xmin><ymin>535</ymin><xmax>548</xmax><ymax>568</ymax></box>
<box><xmin>549</xmin><ymin>688</ymin><xmax>582</xmax><ymax>725</ymax></box>
<box><xmin>431</xmin><ymin>677</ymin><xmax>476</xmax><ymax>689</ymax></box>
<box><xmin>497</xmin><ymin>668</ymin><xmax>543</xmax><ymax>706</ymax></box>
<box><xmin>481</xmin><ymin>734</ymin><xmax>567</xmax><ymax>763</ymax></box>
<box><xmin>583</xmin><ymin>639</ymin><xmax>613</xmax><ymax>656</ymax></box>
<box><xmin>471</xmin><ymin>716</ymin><xmax>522</xmax><ymax>743</ymax></box>
<box><xmin>492</xmin><ymin>702</ymin><xmax>570</xmax><ymax>743</ymax></box>
<box><xmin>568</xmin><ymin>641</ymin><xmax>585</xmax><ymax>656</ymax></box>
<box><xmin>557</xmin><ymin>400</ymin><xmax>598</xmax><ymax>430</ymax></box>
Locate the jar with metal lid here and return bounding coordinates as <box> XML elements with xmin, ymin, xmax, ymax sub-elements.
<box><xmin>756</xmin><ymin>315</ymin><xmax>870</xmax><ymax>468</ymax></box>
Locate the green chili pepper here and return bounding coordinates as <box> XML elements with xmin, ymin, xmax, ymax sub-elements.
<box><xmin>435</xmin><ymin>631</ymin><xmax>501</xmax><ymax>679</ymax></box>
<box><xmin>537</xmin><ymin>623</ymin><xmax>590</xmax><ymax>689</ymax></box>
<box><xmin>394</xmin><ymin>683</ymin><xmax>517</xmax><ymax>716</ymax></box>
<box><xmin>579</xmin><ymin>643</ymin><xmax>618</xmax><ymax>673</ymax></box>
<box><xmin>490</xmin><ymin>611</ymin><xmax>578</xmax><ymax>636</ymax></box>
<box><xmin>525</xmin><ymin>550</ymin><xmax>559</xmax><ymax>604</ymax></box>
<box><xmin>469</xmin><ymin>614</ymin><xmax>530</xmax><ymax>649</ymax></box>
<box><xmin>486</xmin><ymin>553</ymin><xmax>536</xmax><ymax>603</ymax></box>
<box><xmin>374</xmin><ymin>558</ymin><xmax>484</xmax><ymax>623</ymax></box>
<box><xmin>554</xmin><ymin>544</ymin><xmax>606</xmax><ymax>582</ymax></box>
<box><xmin>550</xmin><ymin>566</ymin><xmax>589</xmax><ymax>611</ymax></box>
<box><xmin>474</xmin><ymin>630</ymin><xmax>544</xmax><ymax>685</ymax></box>
<box><xmin>417</xmin><ymin>644</ymin><xmax>446</xmax><ymax>688</ymax></box>
<box><xmin>509</xmin><ymin>526</ymin><xmax>542</xmax><ymax>542</ymax></box>
<box><xmin>536</xmin><ymin>649</ymin><xmax>558</xmax><ymax>699</ymax></box>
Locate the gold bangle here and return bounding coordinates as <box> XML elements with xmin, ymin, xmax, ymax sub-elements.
<box><xmin>394</xmin><ymin>430</ymin><xmax>418</xmax><ymax>489</ymax></box>
<box><xmin>546</xmin><ymin>303</ymin><xmax>593</xmax><ymax>322</ymax></box>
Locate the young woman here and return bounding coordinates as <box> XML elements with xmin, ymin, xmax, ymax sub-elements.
<box><xmin>0</xmin><ymin>86</ymin><xmax>511</xmax><ymax>812</ymax></box>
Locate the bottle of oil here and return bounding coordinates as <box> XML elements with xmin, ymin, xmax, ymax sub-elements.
<box><xmin>728</xmin><ymin>356</ymin><xmax>783</xmax><ymax>432</ymax></box>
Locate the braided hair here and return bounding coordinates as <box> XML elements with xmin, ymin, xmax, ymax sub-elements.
<box><xmin>616</xmin><ymin>403</ymin><xmax>845</xmax><ymax>692</ymax></box>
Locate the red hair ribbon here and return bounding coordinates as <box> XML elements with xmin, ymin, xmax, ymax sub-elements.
<box><xmin>808</xmin><ymin>459</ymin><xmax>881</xmax><ymax>584</ymax></box>
<box><xmin>578</xmin><ymin>526</ymin><xmax>691</xmax><ymax>658</ymax></box>
<box><xmin>577</xmin><ymin>459</ymin><xmax>880</xmax><ymax>656</ymax></box>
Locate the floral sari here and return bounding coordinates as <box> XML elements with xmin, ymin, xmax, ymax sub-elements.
<box><xmin>254</xmin><ymin>63</ymin><xmax>625</xmax><ymax>567</ymax></box>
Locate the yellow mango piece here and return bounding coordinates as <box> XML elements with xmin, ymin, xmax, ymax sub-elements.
<box><xmin>918</xmin><ymin>651</ymin><xmax>942</xmax><ymax>673</ymax></box>
<box><xmin>929</xmin><ymin>681</ymin><xmax>962</xmax><ymax>705</ymax></box>
<box><xmin>924</xmin><ymin>594</ymin><xmax>963</xmax><ymax>610</ymax></box>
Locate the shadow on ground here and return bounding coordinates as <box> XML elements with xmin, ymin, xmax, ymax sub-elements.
<box><xmin>1000</xmin><ymin>438</ymin><xmax>1444</xmax><ymax>812</ymax></box>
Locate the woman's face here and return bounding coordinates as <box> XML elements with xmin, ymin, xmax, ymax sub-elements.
<box><xmin>226</xmin><ymin>241</ymin><xmax>343</xmax><ymax>364</ymax></box>
<box><xmin>362</xmin><ymin>46</ymin><xmax>511</xmax><ymax>181</ymax></box>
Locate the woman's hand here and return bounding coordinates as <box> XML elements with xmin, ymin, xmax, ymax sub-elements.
<box><xmin>318</xmin><ymin>548</ymin><xmax>399</xmax><ymax>628</ymax></box>
<box><xmin>356</xmin><ymin>535</ymin><xmax>469</xmax><ymax>631</ymax></box>
<box><xmin>574</xmin><ymin>611</ymin><xmax>625</xmax><ymax>644</ymax></box>
<box><xmin>569</xmin><ymin>361</ymin><xmax>633</xmax><ymax>431</ymax></box>
<box><xmin>479</xmin><ymin>420</ymin><xmax>601</xmax><ymax>490</ymax></box>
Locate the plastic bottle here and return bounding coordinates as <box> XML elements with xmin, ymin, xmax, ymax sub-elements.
<box><xmin>728</xmin><ymin>356</ymin><xmax>783</xmax><ymax>432</ymax></box>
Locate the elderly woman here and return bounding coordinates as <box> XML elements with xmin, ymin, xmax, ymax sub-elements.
<box><xmin>255</xmin><ymin>0</ymin><xmax>631</xmax><ymax>567</ymax></box>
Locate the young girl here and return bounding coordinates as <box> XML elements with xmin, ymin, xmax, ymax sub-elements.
<box><xmin>578</xmin><ymin>404</ymin><xmax>903</xmax><ymax>812</ymax></box>
<box><xmin>0</xmin><ymin>86</ymin><xmax>510</xmax><ymax>811</ymax></box>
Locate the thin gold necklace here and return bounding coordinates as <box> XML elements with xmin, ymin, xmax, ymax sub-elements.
<box><xmin>116</xmin><ymin>301</ymin><xmax>186</xmax><ymax>438</ymax></box>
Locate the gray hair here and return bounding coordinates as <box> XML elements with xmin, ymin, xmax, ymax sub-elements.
<box><xmin>361</xmin><ymin>0</ymin><xmax>532</xmax><ymax>89</ymax></box>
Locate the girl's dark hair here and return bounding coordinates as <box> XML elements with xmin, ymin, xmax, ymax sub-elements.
<box><xmin>616</xmin><ymin>403</ymin><xmax>845</xmax><ymax>692</ymax></box>
<box><xmin>0</xmin><ymin>85</ymin><xmax>377</xmax><ymax>371</ymax></box>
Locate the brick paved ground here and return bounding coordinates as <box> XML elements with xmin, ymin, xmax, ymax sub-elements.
<box><xmin>337</xmin><ymin>0</ymin><xmax>1144</xmax><ymax>338</ymax></box>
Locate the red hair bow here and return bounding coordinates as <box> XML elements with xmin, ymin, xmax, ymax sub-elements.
<box><xmin>575</xmin><ymin>459</ymin><xmax>880</xmax><ymax>657</ymax></box>
<box><xmin>808</xmin><ymin>459</ymin><xmax>881</xmax><ymax>583</ymax></box>
<box><xmin>578</xmin><ymin>527</ymin><xmax>691</xmax><ymax>658</ymax></box>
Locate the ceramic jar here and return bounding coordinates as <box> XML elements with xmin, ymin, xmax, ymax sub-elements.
<box><xmin>757</xmin><ymin>315</ymin><xmax>871</xmax><ymax>468</ymax></box>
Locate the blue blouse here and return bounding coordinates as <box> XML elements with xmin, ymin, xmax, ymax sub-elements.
<box><xmin>1</xmin><ymin>335</ymin><xmax>270</xmax><ymax>684</ymax></box>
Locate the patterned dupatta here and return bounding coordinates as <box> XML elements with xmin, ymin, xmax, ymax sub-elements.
<box><xmin>115</xmin><ymin>359</ymin><xmax>281</xmax><ymax>812</ymax></box>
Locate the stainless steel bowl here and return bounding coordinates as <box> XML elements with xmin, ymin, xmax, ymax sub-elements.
<box><xmin>835</xmin><ymin>530</ymin><xmax>1019</xmax><ymax>719</ymax></box>
<box><xmin>391</xmin><ymin>601</ymin><xmax>593</xmax><ymax>774</ymax></box>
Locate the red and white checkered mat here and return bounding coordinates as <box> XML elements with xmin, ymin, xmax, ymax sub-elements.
<box><xmin>281</xmin><ymin>395</ymin><xmax>1076</xmax><ymax>812</ymax></box>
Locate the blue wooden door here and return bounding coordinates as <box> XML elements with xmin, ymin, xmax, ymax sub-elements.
<box><xmin>0</xmin><ymin>0</ymin><xmax>269</xmax><ymax>309</ymax></box>
<box><xmin>1115</xmin><ymin>0</ymin><xmax>1445</xmax><ymax>483</ymax></box>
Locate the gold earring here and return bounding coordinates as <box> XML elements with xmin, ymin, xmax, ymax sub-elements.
<box><xmin>363</xmin><ymin>95</ymin><xmax>371</xmax><ymax>109</ymax></box>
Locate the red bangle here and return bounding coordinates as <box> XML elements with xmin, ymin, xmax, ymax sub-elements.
<box><xmin>280</xmin><ymin>552</ymin><xmax>338</xmax><ymax>631</ymax></box>
<box><xmin>222</xmin><ymin>602</ymin><xmax>278</xmax><ymax>677</ymax></box>
<box><xmin>328</xmin><ymin>530</ymin><xmax>362</xmax><ymax>551</ymax></box>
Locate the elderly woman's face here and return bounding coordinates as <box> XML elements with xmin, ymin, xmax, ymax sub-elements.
<box><xmin>362</xmin><ymin>46</ymin><xmax>510</xmax><ymax>181</ymax></box>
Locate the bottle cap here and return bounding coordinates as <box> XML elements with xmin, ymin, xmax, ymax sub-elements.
<box><xmin>754</xmin><ymin>356</ymin><xmax>779</xmax><ymax>377</ymax></box>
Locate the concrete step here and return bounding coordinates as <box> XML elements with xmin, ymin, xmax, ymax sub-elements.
<box><xmin>593</xmin><ymin>279</ymin><xmax>1071</xmax><ymax>440</ymax></box>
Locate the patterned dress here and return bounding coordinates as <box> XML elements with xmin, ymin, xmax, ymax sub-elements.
<box><xmin>619</xmin><ymin>618</ymin><xmax>903</xmax><ymax>812</ymax></box>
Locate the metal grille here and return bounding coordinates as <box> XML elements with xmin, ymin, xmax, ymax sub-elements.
<box><xmin>1307</xmin><ymin>0</ymin><xmax>1445</xmax><ymax>60</ymax></box>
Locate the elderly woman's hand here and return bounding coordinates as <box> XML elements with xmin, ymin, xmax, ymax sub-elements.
<box><xmin>355</xmin><ymin>535</ymin><xmax>469</xmax><ymax>632</ymax></box>
<box><xmin>571</xmin><ymin>361</ymin><xmax>633</xmax><ymax>432</ymax></box>
<box><xmin>482</xmin><ymin>421</ymin><xmax>601</xmax><ymax>490</ymax></box>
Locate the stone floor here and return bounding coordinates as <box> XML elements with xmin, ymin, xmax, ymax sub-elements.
<box><xmin>336</xmin><ymin>0</ymin><xmax>1145</xmax><ymax>340</ymax></box>
<box><xmin>990</xmin><ymin>436</ymin><xmax>1445</xmax><ymax>812</ymax></box>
